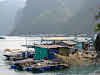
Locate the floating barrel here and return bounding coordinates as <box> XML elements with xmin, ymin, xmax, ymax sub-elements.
<box><xmin>12</xmin><ymin>58</ymin><xmax>16</xmax><ymax>61</ymax></box>
<box><xmin>38</xmin><ymin>68</ymin><xmax>45</xmax><ymax>72</ymax></box>
<box><xmin>10</xmin><ymin>65</ymin><xmax>16</xmax><ymax>69</ymax></box>
<box><xmin>27</xmin><ymin>52</ymin><xmax>31</xmax><ymax>57</ymax></box>
<box><xmin>26</xmin><ymin>66</ymin><xmax>33</xmax><ymax>71</ymax></box>
<box><xmin>22</xmin><ymin>52</ymin><xmax>25</xmax><ymax>59</ymax></box>
<box><xmin>43</xmin><ymin>66</ymin><xmax>51</xmax><ymax>71</ymax></box>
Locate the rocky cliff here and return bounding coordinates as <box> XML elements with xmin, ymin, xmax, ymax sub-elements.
<box><xmin>10</xmin><ymin>0</ymin><xmax>100</xmax><ymax>35</ymax></box>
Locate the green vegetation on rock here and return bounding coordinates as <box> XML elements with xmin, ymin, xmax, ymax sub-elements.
<box><xmin>94</xmin><ymin>24</ymin><xmax>100</xmax><ymax>32</ymax></box>
<box><xmin>94</xmin><ymin>10</ymin><xmax>100</xmax><ymax>32</ymax></box>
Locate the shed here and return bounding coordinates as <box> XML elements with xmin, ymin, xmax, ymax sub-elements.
<box><xmin>34</xmin><ymin>46</ymin><xmax>47</xmax><ymax>60</ymax></box>
<box><xmin>33</xmin><ymin>45</ymin><xmax>64</xmax><ymax>60</ymax></box>
<box><xmin>74</xmin><ymin>38</ymin><xmax>88</xmax><ymax>50</ymax></box>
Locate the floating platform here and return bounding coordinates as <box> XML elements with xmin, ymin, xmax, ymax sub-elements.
<box><xmin>10</xmin><ymin>59</ymin><xmax>68</xmax><ymax>73</ymax></box>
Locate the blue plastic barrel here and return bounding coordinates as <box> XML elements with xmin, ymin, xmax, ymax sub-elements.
<box><xmin>38</xmin><ymin>68</ymin><xmax>45</xmax><ymax>72</ymax></box>
<box><xmin>13</xmin><ymin>58</ymin><xmax>16</xmax><ymax>61</ymax></box>
<box><xmin>27</xmin><ymin>52</ymin><xmax>31</xmax><ymax>57</ymax></box>
<box><xmin>10</xmin><ymin>65</ymin><xmax>16</xmax><ymax>69</ymax></box>
<box><xmin>48</xmin><ymin>54</ymin><xmax>56</xmax><ymax>59</ymax></box>
<box><xmin>22</xmin><ymin>52</ymin><xmax>25</xmax><ymax>58</ymax></box>
<box><xmin>43</xmin><ymin>66</ymin><xmax>51</xmax><ymax>71</ymax></box>
<box><xmin>26</xmin><ymin>66</ymin><xmax>33</xmax><ymax>71</ymax></box>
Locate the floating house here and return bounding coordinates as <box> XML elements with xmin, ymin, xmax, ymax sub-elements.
<box><xmin>55</xmin><ymin>41</ymin><xmax>77</xmax><ymax>56</ymax></box>
<box><xmin>33</xmin><ymin>45</ymin><xmax>65</xmax><ymax>60</ymax></box>
<box><xmin>74</xmin><ymin>37</ymin><xmax>89</xmax><ymax>50</ymax></box>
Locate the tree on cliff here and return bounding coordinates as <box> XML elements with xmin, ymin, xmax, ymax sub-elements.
<box><xmin>94</xmin><ymin>9</ymin><xmax>100</xmax><ymax>32</ymax></box>
<box><xmin>94</xmin><ymin>24</ymin><xmax>100</xmax><ymax>32</ymax></box>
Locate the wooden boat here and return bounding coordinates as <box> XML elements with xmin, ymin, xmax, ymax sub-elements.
<box><xmin>4</xmin><ymin>50</ymin><xmax>35</xmax><ymax>61</ymax></box>
<box><xmin>54</xmin><ymin>51</ymin><xmax>97</xmax><ymax>66</ymax></box>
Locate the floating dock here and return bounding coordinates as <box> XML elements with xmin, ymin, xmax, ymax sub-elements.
<box><xmin>10</xmin><ymin>59</ymin><xmax>68</xmax><ymax>73</ymax></box>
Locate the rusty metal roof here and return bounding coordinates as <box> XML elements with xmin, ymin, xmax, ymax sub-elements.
<box><xmin>34</xmin><ymin>45</ymin><xmax>65</xmax><ymax>49</ymax></box>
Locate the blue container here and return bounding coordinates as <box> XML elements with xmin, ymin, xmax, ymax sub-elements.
<box><xmin>26</xmin><ymin>66</ymin><xmax>33</xmax><ymax>71</ymax></box>
<box><xmin>27</xmin><ymin>52</ymin><xmax>31</xmax><ymax>57</ymax></box>
<box><xmin>10</xmin><ymin>65</ymin><xmax>16</xmax><ymax>69</ymax></box>
<box><xmin>13</xmin><ymin>58</ymin><xmax>16</xmax><ymax>61</ymax></box>
<box><xmin>38</xmin><ymin>68</ymin><xmax>45</xmax><ymax>72</ymax></box>
<box><xmin>22</xmin><ymin>52</ymin><xmax>25</xmax><ymax>58</ymax></box>
<box><xmin>48</xmin><ymin>49</ymin><xmax>58</xmax><ymax>59</ymax></box>
<box><xmin>43</xmin><ymin>66</ymin><xmax>51</xmax><ymax>71</ymax></box>
<box><xmin>48</xmin><ymin>54</ymin><xmax>56</xmax><ymax>59</ymax></box>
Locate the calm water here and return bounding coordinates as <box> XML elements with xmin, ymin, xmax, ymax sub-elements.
<box><xmin>0</xmin><ymin>37</ymin><xmax>100</xmax><ymax>75</ymax></box>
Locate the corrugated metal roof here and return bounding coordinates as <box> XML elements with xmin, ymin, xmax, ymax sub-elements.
<box><xmin>34</xmin><ymin>45</ymin><xmax>64</xmax><ymax>48</ymax></box>
<box><xmin>42</xmin><ymin>37</ymin><xmax>75</xmax><ymax>41</ymax></box>
<box><xmin>63</xmin><ymin>41</ymin><xmax>77</xmax><ymax>45</ymax></box>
